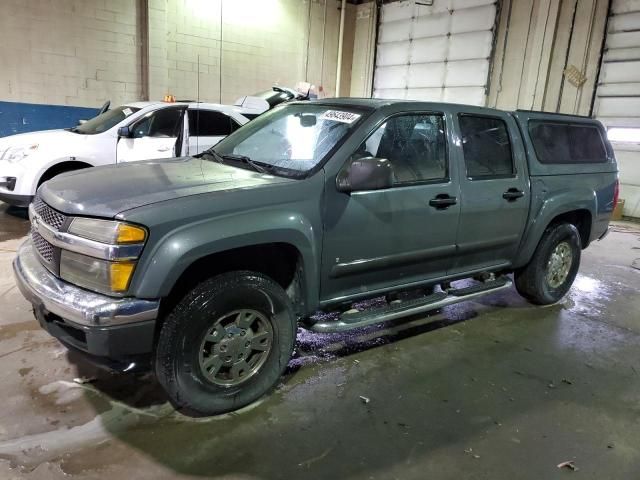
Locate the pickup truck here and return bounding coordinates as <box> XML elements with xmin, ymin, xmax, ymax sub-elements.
<box><xmin>13</xmin><ymin>99</ymin><xmax>618</xmax><ymax>415</ymax></box>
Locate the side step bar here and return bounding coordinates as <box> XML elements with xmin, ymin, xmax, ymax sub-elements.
<box><xmin>308</xmin><ymin>277</ymin><xmax>512</xmax><ymax>333</ymax></box>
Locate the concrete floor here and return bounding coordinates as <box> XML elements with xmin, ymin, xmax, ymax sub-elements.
<box><xmin>0</xmin><ymin>201</ymin><xmax>639</xmax><ymax>480</ymax></box>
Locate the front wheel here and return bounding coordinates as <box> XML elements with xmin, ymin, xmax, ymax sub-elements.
<box><xmin>155</xmin><ymin>271</ymin><xmax>296</xmax><ymax>416</ymax></box>
<box><xmin>514</xmin><ymin>223</ymin><xmax>582</xmax><ymax>305</ymax></box>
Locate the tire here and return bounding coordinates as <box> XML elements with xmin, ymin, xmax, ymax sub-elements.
<box><xmin>155</xmin><ymin>271</ymin><xmax>296</xmax><ymax>416</ymax></box>
<box><xmin>514</xmin><ymin>223</ymin><xmax>582</xmax><ymax>305</ymax></box>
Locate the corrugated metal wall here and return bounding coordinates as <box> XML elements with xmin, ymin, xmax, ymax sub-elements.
<box><xmin>594</xmin><ymin>0</ymin><xmax>640</xmax><ymax>217</ymax></box>
<box><xmin>487</xmin><ymin>0</ymin><xmax>608</xmax><ymax>115</ymax></box>
<box><xmin>372</xmin><ymin>0</ymin><xmax>497</xmax><ymax>105</ymax></box>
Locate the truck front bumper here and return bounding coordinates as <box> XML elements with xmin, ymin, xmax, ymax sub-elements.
<box><xmin>13</xmin><ymin>240</ymin><xmax>160</xmax><ymax>370</ymax></box>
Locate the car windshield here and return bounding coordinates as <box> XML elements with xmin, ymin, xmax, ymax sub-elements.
<box><xmin>210</xmin><ymin>104</ymin><xmax>365</xmax><ymax>178</ymax></box>
<box><xmin>71</xmin><ymin>106</ymin><xmax>141</xmax><ymax>135</ymax></box>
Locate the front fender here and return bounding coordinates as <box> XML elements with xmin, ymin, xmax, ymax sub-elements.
<box><xmin>130</xmin><ymin>209</ymin><xmax>320</xmax><ymax>309</ymax></box>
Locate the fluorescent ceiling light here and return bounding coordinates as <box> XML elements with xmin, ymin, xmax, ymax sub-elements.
<box><xmin>607</xmin><ymin>127</ymin><xmax>640</xmax><ymax>143</ymax></box>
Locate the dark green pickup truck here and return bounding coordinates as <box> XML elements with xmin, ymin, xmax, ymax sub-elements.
<box><xmin>14</xmin><ymin>99</ymin><xmax>618</xmax><ymax>415</ymax></box>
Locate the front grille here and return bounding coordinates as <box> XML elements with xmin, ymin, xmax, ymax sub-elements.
<box><xmin>31</xmin><ymin>230</ymin><xmax>54</xmax><ymax>263</ymax></box>
<box><xmin>33</xmin><ymin>196</ymin><xmax>66</xmax><ymax>231</ymax></box>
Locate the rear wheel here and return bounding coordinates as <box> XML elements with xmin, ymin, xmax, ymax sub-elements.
<box><xmin>155</xmin><ymin>271</ymin><xmax>296</xmax><ymax>416</ymax></box>
<box><xmin>514</xmin><ymin>223</ymin><xmax>581</xmax><ymax>305</ymax></box>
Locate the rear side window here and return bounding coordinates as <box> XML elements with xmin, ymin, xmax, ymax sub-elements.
<box><xmin>529</xmin><ymin>121</ymin><xmax>607</xmax><ymax>164</ymax></box>
<box><xmin>459</xmin><ymin>115</ymin><xmax>514</xmax><ymax>178</ymax></box>
<box><xmin>188</xmin><ymin>110</ymin><xmax>241</xmax><ymax>136</ymax></box>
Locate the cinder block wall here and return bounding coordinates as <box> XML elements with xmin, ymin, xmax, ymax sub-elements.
<box><xmin>0</xmin><ymin>0</ymin><xmax>354</xmax><ymax>116</ymax></box>
<box><xmin>0</xmin><ymin>0</ymin><xmax>144</xmax><ymax>108</ymax></box>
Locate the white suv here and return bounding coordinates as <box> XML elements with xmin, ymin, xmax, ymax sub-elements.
<box><xmin>0</xmin><ymin>100</ymin><xmax>267</xmax><ymax>207</ymax></box>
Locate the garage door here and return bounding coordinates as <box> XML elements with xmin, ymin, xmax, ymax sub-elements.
<box><xmin>593</xmin><ymin>0</ymin><xmax>640</xmax><ymax>217</ymax></box>
<box><xmin>373</xmin><ymin>0</ymin><xmax>497</xmax><ymax>105</ymax></box>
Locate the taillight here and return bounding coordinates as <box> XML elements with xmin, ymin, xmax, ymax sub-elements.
<box><xmin>613</xmin><ymin>179</ymin><xmax>620</xmax><ymax>207</ymax></box>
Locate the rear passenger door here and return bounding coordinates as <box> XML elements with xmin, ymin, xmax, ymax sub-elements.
<box><xmin>188</xmin><ymin>109</ymin><xmax>242</xmax><ymax>155</ymax></box>
<box><xmin>450</xmin><ymin>111</ymin><xmax>530</xmax><ymax>274</ymax></box>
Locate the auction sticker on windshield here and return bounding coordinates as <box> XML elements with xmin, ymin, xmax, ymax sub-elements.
<box><xmin>123</xmin><ymin>108</ymin><xmax>133</xmax><ymax>116</ymax></box>
<box><xmin>320</xmin><ymin>110</ymin><xmax>361</xmax><ymax>124</ymax></box>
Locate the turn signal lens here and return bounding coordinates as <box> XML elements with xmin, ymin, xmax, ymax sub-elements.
<box><xmin>69</xmin><ymin>218</ymin><xmax>147</xmax><ymax>245</ymax></box>
<box><xmin>116</xmin><ymin>224</ymin><xmax>147</xmax><ymax>244</ymax></box>
<box><xmin>110</xmin><ymin>262</ymin><xmax>136</xmax><ymax>292</ymax></box>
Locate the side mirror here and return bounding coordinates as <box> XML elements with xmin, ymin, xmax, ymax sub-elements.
<box><xmin>117</xmin><ymin>126</ymin><xmax>131</xmax><ymax>138</ymax></box>
<box><xmin>337</xmin><ymin>156</ymin><xmax>394</xmax><ymax>193</ymax></box>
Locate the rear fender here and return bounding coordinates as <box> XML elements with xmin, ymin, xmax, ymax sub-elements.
<box><xmin>514</xmin><ymin>182</ymin><xmax>596</xmax><ymax>267</ymax></box>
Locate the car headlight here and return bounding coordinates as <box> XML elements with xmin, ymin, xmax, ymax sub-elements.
<box><xmin>68</xmin><ymin>218</ymin><xmax>147</xmax><ymax>244</ymax></box>
<box><xmin>61</xmin><ymin>218</ymin><xmax>147</xmax><ymax>295</ymax></box>
<box><xmin>5</xmin><ymin>144</ymin><xmax>39</xmax><ymax>163</ymax></box>
<box><xmin>60</xmin><ymin>250</ymin><xmax>136</xmax><ymax>295</ymax></box>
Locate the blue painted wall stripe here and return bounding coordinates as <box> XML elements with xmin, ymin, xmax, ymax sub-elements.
<box><xmin>0</xmin><ymin>101</ymin><xmax>99</xmax><ymax>138</ymax></box>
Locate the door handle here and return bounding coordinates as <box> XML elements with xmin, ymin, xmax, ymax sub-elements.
<box><xmin>503</xmin><ymin>188</ymin><xmax>524</xmax><ymax>201</ymax></box>
<box><xmin>157</xmin><ymin>146</ymin><xmax>171</xmax><ymax>152</ymax></box>
<box><xmin>429</xmin><ymin>194</ymin><xmax>457</xmax><ymax>209</ymax></box>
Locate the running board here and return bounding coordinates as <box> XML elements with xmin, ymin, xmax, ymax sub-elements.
<box><xmin>308</xmin><ymin>277</ymin><xmax>512</xmax><ymax>333</ymax></box>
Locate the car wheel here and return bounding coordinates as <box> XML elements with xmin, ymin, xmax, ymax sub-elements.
<box><xmin>514</xmin><ymin>223</ymin><xmax>582</xmax><ymax>305</ymax></box>
<box><xmin>155</xmin><ymin>270</ymin><xmax>296</xmax><ymax>416</ymax></box>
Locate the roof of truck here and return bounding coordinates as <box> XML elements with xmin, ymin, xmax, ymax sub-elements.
<box><xmin>307</xmin><ymin>98</ymin><xmax>596</xmax><ymax>121</ymax></box>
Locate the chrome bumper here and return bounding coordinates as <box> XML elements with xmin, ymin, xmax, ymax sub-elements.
<box><xmin>13</xmin><ymin>240</ymin><xmax>160</xmax><ymax>327</ymax></box>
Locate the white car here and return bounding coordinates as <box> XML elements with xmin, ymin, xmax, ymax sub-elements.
<box><xmin>0</xmin><ymin>100</ymin><xmax>267</xmax><ymax>207</ymax></box>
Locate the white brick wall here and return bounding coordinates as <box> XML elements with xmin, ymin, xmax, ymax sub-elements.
<box><xmin>0</xmin><ymin>0</ymin><xmax>144</xmax><ymax>107</ymax></box>
<box><xmin>0</xmin><ymin>0</ymin><xmax>352</xmax><ymax>108</ymax></box>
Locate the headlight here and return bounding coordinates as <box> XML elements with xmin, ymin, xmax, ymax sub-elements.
<box><xmin>5</xmin><ymin>144</ymin><xmax>39</xmax><ymax>163</ymax></box>
<box><xmin>68</xmin><ymin>218</ymin><xmax>147</xmax><ymax>244</ymax></box>
<box><xmin>60</xmin><ymin>251</ymin><xmax>136</xmax><ymax>295</ymax></box>
<box><xmin>61</xmin><ymin>218</ymin><xmax>147</xmax><ymax>295</ymax></box>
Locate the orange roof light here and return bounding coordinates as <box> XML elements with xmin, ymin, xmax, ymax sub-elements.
<box><xmin>163</xmin><ymin>94</ymin><xmax>176</xmax><ymax>103</ymax></box>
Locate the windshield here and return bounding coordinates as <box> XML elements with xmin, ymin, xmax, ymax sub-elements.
<box><xmin>72</xmin><ymin>106</ymin><xmax>141</xmax><ymax>135</ymax></box>
<box><xmin>211</xmin><ymin>104</ymin><xmax>365</xmax><ymax>177</ymax></box>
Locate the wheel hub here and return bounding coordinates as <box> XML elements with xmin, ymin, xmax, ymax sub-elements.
<box><xmin>198</xmin><ymin>309</ymin><xmax>273</xmax><ymax>387</ymax></box>
<box><xmin>546</xmin><ymin>241</ymin><xmax>573</xmax><ymax>288</ymax></box>
<box><xmin>217</xmin><ymin>326</ymin><xmax>252</xmax><ymax>363</ymax></box>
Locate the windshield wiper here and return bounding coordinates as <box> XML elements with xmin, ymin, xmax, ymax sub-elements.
<box><xmin>202</xmin><ymin>149</ymin><xmax>272</xmax><ymax>174</ymax></box>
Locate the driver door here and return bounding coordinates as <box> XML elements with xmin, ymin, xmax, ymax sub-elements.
<box><xmin>320</xmin><ymin>112</ymin><xmax>461</xmax><ymax>303</ymax></box>
<box><xmin>117</xmin><ymin>106</ymin><xmax>187</xmax><ymax>163</ymax></box>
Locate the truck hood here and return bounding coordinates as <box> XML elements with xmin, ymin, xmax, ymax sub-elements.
<box><xmin>38</xmin><ymin>157</ymin><xmax>295</xmax><ymax>218</ymax></box>
<box><xmin>39</xmin><ymin>156</ymin><xmax>296</xmax><ymax>217</ymax></box>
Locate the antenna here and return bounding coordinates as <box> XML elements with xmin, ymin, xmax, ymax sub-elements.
<box><xmin>196</xmin><ymin>54</ymin><xmax>200</xmax><ymax>155</ymax></box>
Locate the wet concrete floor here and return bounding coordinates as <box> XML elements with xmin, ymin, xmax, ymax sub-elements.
<box><xmin>0</xmin><ymin>202</ymin><xmax>639</xmax><ymax>479</ymax></box>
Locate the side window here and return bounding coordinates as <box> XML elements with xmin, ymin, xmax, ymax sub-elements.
<box><xmin>459</xmin><ymin>115</ymin><xmax>514</xmax><ymax>178</ymax></box>
<box><xmin>132</xmin><ymin>109</ymin><xmax>183</xmax><ymax>139</ymax></box>
<box><xmin>188</xmin><ymin>110</ymin><xmax>237</xmax><ymax>136</ymax></box>
<box><xmin>353</xmin><ymin>113</ymin><xmax>447</xmax><ymax>185</ymax></box>
<box><xmin>529</xmin><ymin>121</ymin><xmax>607</xmax><ymax>164</ymax></box>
